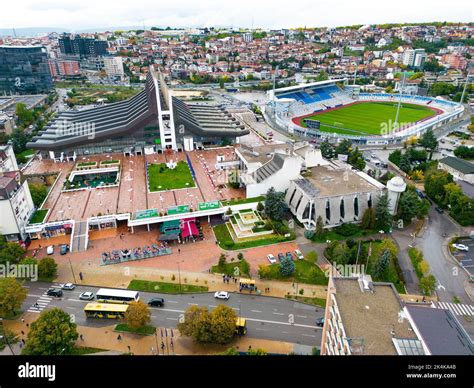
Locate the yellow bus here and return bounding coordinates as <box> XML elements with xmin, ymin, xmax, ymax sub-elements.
<box><xmin>84</xmin><ymin>303</ymin><xmax>129</xmax><ymax>319</ymax></box>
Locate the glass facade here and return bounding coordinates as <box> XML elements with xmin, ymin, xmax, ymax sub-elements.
<box><xmin>0</xmin><ymin>46</ymin><xmax>53</xmax><ymax>95</ymax></box>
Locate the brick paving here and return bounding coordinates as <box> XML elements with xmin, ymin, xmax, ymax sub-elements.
<box><xmin>3</xmin><ymin>314</ymin><xmax>295</xmax><ymax>355</ymax></box>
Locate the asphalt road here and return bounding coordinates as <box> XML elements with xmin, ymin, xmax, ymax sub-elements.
<box><xmin>418</xmin><ymin>207</ymin><xmax>469</xmax><ymax>304</ymax></box>
<box><xmin>22</xmin><ymin>282</ymin><xmax>324</xmax><ymax>347</ymax></box>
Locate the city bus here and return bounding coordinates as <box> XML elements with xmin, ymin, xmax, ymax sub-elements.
<box><xmin>84</xmin><ymin>303</ymin><xmax>129</xmax><ymax>319</ymax></box>
<box><xmin>95</xmin><ymin>288</ymin><xmax>140</xmax><ymax>304</ymax></box>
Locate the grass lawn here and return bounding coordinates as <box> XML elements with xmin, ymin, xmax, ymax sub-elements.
<box><xmin>211</xmin><ymin>260</ymin><xmax>251</xmax><ymax>277</ymax></box>
<box><xmin>299</xmin><ymin>102</ymin><xmax>435</xmax><ymax>136</ymax></box>
<box><xmin>128</xmin><ymin>279</ymin><xmax>208</xmax><ymax>293</ymax></box>
<box><xmin>213</xmin><ymin>223</ymin><xmax>294</xmax><ymax>250</ymax></box>
<box><xmin>30</xmin><ymin>209</ymin><xmax>49</xmax><ymax>224</ymax></box>
<box><xmin>115</xmin><ymin>324</ymin><xmax>156</xmax><ymax>336</ymax></box>
<box><xmin>68</xmin><ymin>347</ymin><xmax>107</xmax><ymax>355</ymax></box>
<box><xmin>221</xmin><ymin>196</ymin><xmax>265</xmax><ymax>206</ymax></box>
<box><xmin>260</xmin><ymin>260</ymin><xmax>328</xmax><ymax>285</ymax></box>
<box><xmin>285</xmin><ymin>295</ymin><xmax>327</xmax><ymax>307</ymax></box>
<box><xmin>148</xmin><ymin>161</ymin><xmax>195</xmax><ymax>191</ymax></box>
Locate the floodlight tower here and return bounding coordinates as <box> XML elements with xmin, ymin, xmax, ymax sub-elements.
<box><xmin>460</xmin><ymin>73</ymin><xmax>473</xmax><ymax>105</ymax></box>
<box><xmin>272</xmin><ymin>65</ymin><xmax>279</xmax><ymax>116</ymax></box>
<box><xmin>394</xmin><ymin>72</ymin><xmax>406</xmax><ymax>131</ymax></box>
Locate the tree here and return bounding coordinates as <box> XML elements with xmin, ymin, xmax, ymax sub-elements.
<box><xmin>125</xmin><ymin>301</ymin><xmax>151</xmax><ymax>329</ymax></box>
<box><xmin>38</xmin><ymin>257</ymin><xmax>57</xmax><ymax>280</ymax></box>
<box><xmin>373</xmin><ymin>249</ymin><xmax>390</xmax><ymax>279</ymax></box>
<box><xmin>361</xmin><ymin>207</ymin><xmax>376</xmax><ymax>230</ymax></box>
<box><xmin>0</xmin><ymin>278</ymin><xmax>28</xmax><ymax>318</ymax></box>
<box><xmin>256</xmin><ymin>202</ymin><xmax>264</xmax><ymax>212</ymax></box>
<box><xmin>305</xmin><ymin>250</ymin><xmax>318</xmax><ymax>263</ymax></box>
<box><xmin>15</xmin><ymin>103</ymin><xmax>34</xmax><ymax>127</ymax></box>
<box><xmin>335</xmin><ymin>139</ymin><xmax>352</xmax><ymax>156</ymax></box>
<box><xmin>221</xmin><ymin>347</ymin><xmax>240</xmax><ymax>355</ymax></box>
<box><xmin>348</xmin><ymin>147</ymin><xmax>366</xmax><ymax>170</ymax></box>
<box><xmin>399</xmin><ymin>152</ymin><xmax>411</xmax><ymax>173</ymax></box>
<box><xmin>218</xmin><ymin>253</ymin><xmax>226</xmax><ymax>267</ymax></box>
<box><xmin>315</xmin><ymin>216</ymin><xmax>324</xmax><ymax>238</ymax></box>
<box><xmin>398</xmin><ymin>190</ymin><xmax>420</xmax><ymax>223</ymax></box>
<box><xmin>419</xmin><ymin>274</ymin><xmax>437</xmax><ymax>296</ymax></box>
<box><xmin>28</xmin><ymin>183</ymin><xmax>48</xmax><ymax>207</ymax></box>
<box><xmin>0</xmin><ymin>239</ymin><xmax>25</xmax><ymax>265</ymax></box>
<box><xmin>264</xmin><ymin>187</ymin><xmax>288</xmax><ymax>221</ymax></box>
<box><xmin>418</xmin><ymin>260</ymin><xmax>430</xmax><ymax>276</ymax></box>
<box><xmin>331</xmin><ymin>242</ymin><xmax>352</xmax><ymax>265</ymax></box>
<box><xmin>10</xmin><ymin>128</ymin><xmax>28</xmax><ymax>154</ymax></box>
<box><xmin>320</xmin><ymin>140</ymin><xmax>335</xmax><ymax>159</ymax></box>
<box><xmin>418</xmin><ymin>129</ymin><xmax>437</xmax><ymax>160</ymax></box>
<box><xmin>388</xmin><ymin>149</ymin><xmax>402</xmax><ymax>166</ymax></box>
<box><xmin>375</xmin><ymin>194</ymin><xmax>392</xmax><ymax>231</ymax></box>
<box><xmin>178</xmin><ymin>305</ymin><xmax>237</xmax><ymax>344</ymax></box>
<box><xmin>454</xmin><ymin>145</ymin><xmax>474</xmax><ymax>160</ymax></box>
<box><xmin>279</xmin><ymin>256</ymin><xmax>295</xmax><ymax>277</ymax></box>
<box><xmin>424</xmin><ymin>168</ymin><xmax>453</xmax><ymax>205</ymax></box>
<box><xmin>22</xmin><ymin>308</ymin><xmax>78</xmax><ymax>355</ymax></box>
<box><xmin>378</xmin><ymin>238</ymin><xmax>399</xmax><ymax>258</ymax></box>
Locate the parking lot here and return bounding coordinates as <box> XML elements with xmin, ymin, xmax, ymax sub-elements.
<box><xmin>451</xmin><ymin>238</ymin><xmax>474</xmax><ymax>281</ymax></box>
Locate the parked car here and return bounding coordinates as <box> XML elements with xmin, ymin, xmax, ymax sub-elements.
<box><xmin>214</xmin><ymin>291</ymin><xmax>230</xmax><ymax>300</ymax></box>
<box><xmin>435</xmin><ymin>207</ymin><xmax>444</xmax><ymax>214</ymax></box>
<box><xmin>294</xmin><ymin>249</ymin><xmax>304</xmax><ymax>260</ymax></box>
<box><xmin>46</xmin><ymin>245</ymin><xmax>54</xmax><ymax>255</ymax></box>
<box><xmin>277</xmin><ymin>253</ymin><xmax>285</xmax><ymax>262</ymax></box>
<box><xmin>267</xmin><ymin>254</ymin><xmax>277</xmax><ymax>264</ymax></box>
<box><xmin>286</xmin><ymin>252</ymin><xmax>294</xmax><ymax>261</ymax></box>
<box><xmin>452</xmin><ymin>244</ymin><xmax>469</xmax><ymax>251</ymax></box>
<box><xmin>46</xmin><ymin>288</ymin><xmax>63</xmax><ymax>297</ymax></box>
<box><xmin>316</xmin><ymin>317</ymin><xmax>325</xmax><ymax>327</ymax></box>
<box><xmin>60</xmin><ymin>283</ymin><xmax>75</xmax><ymax>290</ymax></box>
<box><xmin>79</xmin><ymin>292</ymin><xmax>94</xmax><ymax>300</ymax></box>
<box><xmin>60</xmin><ymin>244</ymin><xmax>69</xmax><ymax>255</ymax></box>
<box><xmin>148</xmin><ymin>298</ymin><xmax>165</xmax><ymax>307</ymax></box>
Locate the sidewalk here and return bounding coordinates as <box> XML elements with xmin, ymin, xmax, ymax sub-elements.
<box><xmin>2</xmin><ymin>314</ymin><xmax>295</xmax><ymax>356</ymax></box>
<box><xmin>55</xmin><ymin>260</ymin><xmax>328</xmax><ymax>299</ymax></box>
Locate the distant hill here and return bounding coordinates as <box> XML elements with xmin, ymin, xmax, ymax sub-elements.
<box><xmin>0</xmin><ymin>26</ymin><xmax>146</xmax><ymax>37</ymax></box>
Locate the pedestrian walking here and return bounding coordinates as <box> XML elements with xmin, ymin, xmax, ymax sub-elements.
<box><xmin>117</xmin><ymin>334</ymin><xmax>122</xmax><ymax>341</ymax></box>
<box><xmin>80</xmin><ymin>334</ymin><xmax>84</xmax><ymax>341</ymax></box>
<box><xmin>21</xmin><ymin>318</ymin><xmax>25</xmax><ymax>324</ymax></box>
<box><xmin>26</xmin><ymin>323</ymin><xmax>29</xmax><ymax>328</ymax></box>
<box><xmin>79</xmin><ymin>272</ymin><xmax>83</xmax><ymax>281</ymax></box>
<box><xmin>21</xmin><ymin>330</ymin><xmax>25</xmax><ymax>335</ymax></box>
<box><xmin>178</xmin><ymin>248</ymin><xmax>181</xmax><ymax>254</ymax></box>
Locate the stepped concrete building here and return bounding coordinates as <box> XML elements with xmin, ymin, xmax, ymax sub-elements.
<box><xmin>27</xmin><ymin>69</ymin><xmax>248</xmax><ymax>160</ymax></box>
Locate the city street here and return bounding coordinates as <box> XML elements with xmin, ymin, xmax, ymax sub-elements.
<box><xmin>22</xmin><ymin>282</ymin><xmax>324</xmax><ymax>347</ymax></box>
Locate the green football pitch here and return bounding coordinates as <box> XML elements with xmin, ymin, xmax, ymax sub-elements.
<box><xmin>299</xmin><ymin>102</ymin><xmax>436</xmax><ymax>136</ymax></box>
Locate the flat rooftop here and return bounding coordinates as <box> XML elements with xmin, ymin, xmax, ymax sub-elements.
<box><xmin>306</xmin><ymin>163</ymin><xmax>379</xmax><ymax>197</ymax></box>
<box><xmin>333</xmin><ymin>278</ymin><xmax>416</xmax><ymax>355</ymax></box>
<box><xmin>406</xmin><ymin>305</ymin><xmax>474</xmax><ymax>355</ymax></box>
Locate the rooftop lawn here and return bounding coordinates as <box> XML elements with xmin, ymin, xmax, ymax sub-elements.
<box><xmin>300</xmin><ymin>102</ymin><xmax>435</xmax><ymax>136</ymax></box>
<box><xmin>29</xmin><ymin>209</ymin><xmax>49</xmax><ymax>224</ymax></box>
<box><xmin>148</xmin><ymin>161</ymin><xmax>195</xmax><ymax>191</ymax></box>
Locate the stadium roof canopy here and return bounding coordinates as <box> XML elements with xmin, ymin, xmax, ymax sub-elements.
<box><xmin>268</xmin><ymin>78</ymin><xmax>347</xmax><ymax>98</ymax></box>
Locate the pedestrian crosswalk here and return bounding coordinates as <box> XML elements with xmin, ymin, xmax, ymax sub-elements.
<box><xmin>27</xmin><ymin>294</ymin><xmax>53</xmax><ymax>314</ymax></box>
<box><xmin>433</xmin><ymin>301</ymin><xmax>474</xmax><ymax>316</ymax></box>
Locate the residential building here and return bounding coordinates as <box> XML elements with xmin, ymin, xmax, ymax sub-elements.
<box><xmin>103</xmin><ymin>56</ymin><xmax>125</xmax><ymax>79</ymax></box>
<box><xmin>0</xmin><ymin>145</ymin><xmax>35</xmax><ymax>241</ymax></box>
<box><xmin>59</xmin><ymin>34</ymin><xmax>108</xmax><ymax>58</ymax></box>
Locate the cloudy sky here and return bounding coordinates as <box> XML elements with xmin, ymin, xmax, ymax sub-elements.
<box><xmin>0</xmin><ymin>0</ymin><xmax>472</xmax><ymax>31</ymax></box>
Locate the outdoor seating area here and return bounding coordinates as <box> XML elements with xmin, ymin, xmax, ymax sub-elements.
<box><xmin>100</xmin><ymin>242</ymin><xmax>172</xmax><ymax>266</ymax></box>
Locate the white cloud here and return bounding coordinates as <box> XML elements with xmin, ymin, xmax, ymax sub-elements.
<box><xmin>0</xmin><ymin>0</ymin><xmax>472</xmax><ymax>30</ymax></box>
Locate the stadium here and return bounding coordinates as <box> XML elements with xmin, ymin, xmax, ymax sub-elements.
<box><xmin>267</xmin><ymin>79</ymin><xmax>464</xmax><ymax>144</ymax></box>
